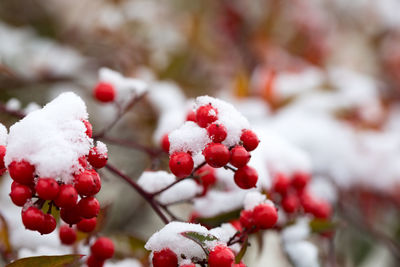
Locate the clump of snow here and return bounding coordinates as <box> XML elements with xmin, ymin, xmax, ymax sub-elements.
<box><xmin>137</xmin><ymin>171</ymin><xmax>175</xmax><ymax>193</ymax></box>
<box><xmin>282</xmin><ymin>218</ymin><xmax>311</xmax><ymax>243</ymax></box>
<box><xmin>308</xmin><ymin>177</ymin><xmax>337</xmax><ymax>204</ymax></box>
<box><xmin>24</xmin><ymin>102</ymin><xmax>41</xmax><ymax>114</ymax></box>
<box><xmin>285</xmin><ymin>241</ymin><xmax>319</xmax><ymax>267</ymax></box>
<box><xmin>159</xmin><ymin>179</ymin><xmax>199</xmax><ymax>205</ymax></box>
<box><xmin>5</xmin><ymin>92</ymin><xmax>92</xmax><ymax>183</ymax></box>
<box><xmin>168</xmin><ymin>121</ymin><xmax>211</xmax><ymax>154</ymax></box>
<box><xmin>145</xmin><ymin>222</ymin><xmax>218</xmax><ymax>264</ymax></box>
<box><xmin>104</xmin><ymin>258</ymin><xmax>142</xmax><ymax>267</ymax></box>
<box><xmin>6</xmin><ymin>98</ymin><xmax>21</xmax><ymax>111</ymax></box>
<box><xmin>194</xmin><ymin>96</ymin><xmax>250</xmax><ymax>148</ymax></box>
<box><xmin>95</xmin><ymin>141</ymin><xmax>108</xmax><ymax>155</ymax></box>
<box><xmin>243</xmin><ymin>191</ymin><xmax>266</xmax><ymax>210</ymax></box>
<box><xmin>0</xmin><ymin>124</ymin><xmax>7</xmax><ymax>146</ymax></box>
<box><xmin>209</xmin><ymin>223</ymin><xmax>241</xmax><ymax>253</ymax></box>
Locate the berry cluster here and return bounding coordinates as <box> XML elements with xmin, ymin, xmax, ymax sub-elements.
<box><xmin>271</xmin><ymin>172</ymin><xmax>331</xmax><ymax>219</ymax></box>
<box><xmin>165</xmin><ymin>99</ymin><xmax>260</xmax><ymax>191</ymax></box>
<box><xmin>239</xmin><ymin>200</ymin><xmax>278</xmax><ymax>233</ymax></box>
<box><xmin>7</xmin><ymin>120</ymin><xmax>108</xmax><ymax>235</ymax></box>
<box><xmin>152</xmin><ymin>245</ymin><xmax>246</xmax><ymax>267</ymax></box>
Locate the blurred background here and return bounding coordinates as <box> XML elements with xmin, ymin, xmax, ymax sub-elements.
<box><xmin>1</xmin><ymin>0</ymin><xmax>400</xmax><ymax>266</ymax></box>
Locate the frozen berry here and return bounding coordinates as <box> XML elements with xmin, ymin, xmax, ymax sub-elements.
<box><xmin>83</xmin><ymin>120</ymin><xmax>93</xmax><ymax>138</ymax></box>
<box><xmin>152</xmin><ymin>248</ymin><xmax>178</xmax><ymax>267</ymax></box>
<box><xmin>186</xmin><ymin>110</ymin><xmax>196</xmax><ymax>122</ymax></box>
<box><xmin>77</xmin><ymin>217</ymin><xmax>97</xmax><ymax>233</ymax></box>
<box><xmin>88</xmin><ymin>147</ymin><xmax>108</xmax><ymax>169</ymax></box>
<box><xmin>230</xmin><ymin>146</ymin><xmax>250</xmax><ymax>168</ymax></box>
<box><xmin>0</xmin><ymin>145</ymin><xmax>6</xmax><ymax>169</ymax></box>
<box><xmin>272</xmin><ymin>173</ymin><xmax>289</xmax><ymax>195</ymax></box>
<box><xmin>60</xmin><ymin>206</ymin><xmax>82</xmax><ymax>225</ymax></box>
<box><xmin>207</xmin><ymin>123</ymin><xmax>227</xmax><ymax>143</ymax></box>
<box><xmin>39</xmin><ymin>214</ymin><xmax>57</xmax><ymax>235</ymax></box>
<box><xmin>169</xmin><ymin>152</ymin><xmax>194</xmax><ymax>179</ymax></box>
<box><xmin>240</xmin><ymin>130</ymin><xmax>259</xmax><ymax>151</ymax></box>
<box><xmin>59</xmin><ymin>225</ymin><xmax>77</xmax><ymax>245</ymax></box>
<box><xmin>55</xmin><ymin>184</ymin><xmax>78</xmax><ymax>208</ymax></box>
<box><xmin>291</xmin><ymin>171</ymin><xmax>310</xmax><ymax>191</ymax></box>
<box><xmin>234</xmin><ymin>166</ymin><xmax>258</xmax><ymax>189</ymax></box>
<box><xmin>35</xmin><ymin>178</ymin><xmax>60</xmax><ymax>200</ymax></box>
<box><xmin>9</xmin><ymin>184</ymin><xmax>32</xmax><ymax>206</ymax></box>
<box><xmin>77</xmin><ymin>197</ymin><xmax>100</xmax><ymax>219</ymax></box>
<box><xmin>8</xmin><ymin>160</ymin><xmax>35</xmax><ymax>185</ymax></box>
<box><xmin>161</xmin><ymin>134</ymin><xmax>170</xmax><ymax>153</ymax></box>
<box><xmin>86</xmin><ymin>255</ymin><xmax>104</xmax><ymax>267</ymax></box>
<box><xmin>91</xmin><ymin>237</ymin><xmax>115</xmax><ymax>260</ymax></box>
<box><xmin>196</xmin><ymin>104</ymin><xmax>218</xmax><ymax>128</ymax></box>
<box><xmin>203</xmin><ymin>143</ymin><xmax>230</xmax><ymax>168</ymax></box>
<box><xmin>22</xmin><ymin>207</ymin><xmax>44</xmax><ymax>231</ymax></box>
<box><xmin>253</xmin><ymin>203</ymin><xmax>278</xmax><ymax>229</ymax></box>
<box><xmin>208</xmin><ymin>245</ymin><xmax>235</xmax><ymax>267</ymax></box>
<box><xmin>93</xmin><ymin>82</ymin><xmax>116</xmax><ymax>103</ymax></box>
<box><xmin>74</xmin><ymin>170</ymin><xmax>101</xmax><ymax>196</ymax></box>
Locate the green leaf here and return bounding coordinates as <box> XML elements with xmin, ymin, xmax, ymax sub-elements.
<box><xmin>181</xmin><ymin>231</ymin><xmax>218</xmax><ymax>256</ymax></box>
<box><xmin>235</xmin><ymin>238</ymin><xmax>248</xmax><ymax>264</ymax></box>
<box><xmin>309</xmin><ymin>218</ymin><xmax>337</xmax><ymax>233</ymax></box>
<box><xmin>6</xmin><ymin>254</ymin><xmax>83</xmax><ymax>267</ymax></box>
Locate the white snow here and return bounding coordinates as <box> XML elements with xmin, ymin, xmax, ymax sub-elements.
<box><xmin>243</xmin><ymin>191</ymin><xmax>267</xmax><ymax>211</ymax></box>
<box><xmin>159</xmin><ymin>179</ymin><xmax>199</xmax><ymax>205</ymax></box>
<box><xmin>6</xmin><ymin>98</ymin><xmax>21</xmax><ymax>111</ymax></box>
<box><xmin>0</xmin><ymin>124</ymin><xmax>7</xmax><ymax>146</ymax></box>
<box><xmin>137</xmin><ymin>171</ymin><xmax>175</xmax><ymax>194</ymax></box>
<box><xmin>168</xmin><ymin>121</ymin><xmax>211</xmax><ymax>154</ymax></box>
<box><xmin>5</xmin><ymin>92</ymin><xmax>92</xmax><ymax>183</ymax></box>
<box><xmin>95</xmin><ymin>141</ymin><xmax>108</xmax><ymax>155</ymax></box>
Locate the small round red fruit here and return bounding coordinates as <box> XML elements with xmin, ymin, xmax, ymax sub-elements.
<box><xmin>60</xmin><ymin>206</ymin><xmax>82</xmax><ymax>225</ymax></box>
<box><xmin>35</xmin><ymin>177</ymin><xmax>60</xmax><ymax>200</ymax></box>
<box><xmin>196</xmin><ymin>104</ymin><xmax>218</xmax><ymax>128</ymax></box>
<box><xmin>169</xmin><ymin>152</ymin><xmax>194</xmax><ymax>179</ymax></box>
<box><xmin>161</xmin><ymin>134</ymin><xmax>170</xmax><ymax>153</ymax></box>
<box><xmin>207</xmin><ymin>123</ymin><xmax>227</xmax><ymax>143</ymax></box>
<box><xmin>0</xmin><ymin>145</ymin><xmax>6</xmax><ymax>169</ymax></box>
<box><xmin>291</xmin><ymin>171</ymin><xmax>310</xmax><ymax>191</ymax></box>
<box><xmin>77</xmin><ymin>217</ymin><xmax>97</xmax><ymax>233</ymax></box>
<box><xmin>93</xmin><ymin>82</ymin><xmax>116</xmax><ymax>103</ymax></box>
<box><xmin>272</xmin><ymin>173</ymin><xmax>289</xmax><ymax>195</ymax></box>
<box><xmin>282</xmin><ymin>194</ymin><xmax>300</xmax><ymax>213</ymax></box>
<box><xmin>87</xmin><ymin>255</ymin><xmax>104</xmax><ymax>267</ymax></box>
<box><xmin>8</xmin><ymin>160</ymin><xmax>35</xmax><ymax>185</ymax></box>
<box><xmin>208</xmin><ymin>245</ymin><xmax>235</xmax><ymax>267</ymax></box>
<box><xmin>91</xmin><ymin>237</ymin><xmax>115</xmax><ymax>260</ymax></box>
<box><xmin>77</xmin><ymin>197</ymin><xmax>100</xmax><ymax>219</ymax></box>
<box><xmin>203</xmin><ymin>143</ymin><xmax>230</xmax><ymax>168</ymax></box>
<box><xmin>82</xmin><ymin>120</ymin><xmax>93</xmax><ymax>138</ymax></box>
<box><xmin>239</xmin><ymin>209</ymin><xmax>255</xmax><ymax>231</ymax></box>
<box><xmin>253</xmin><ymin>203</ymin><xmax>278</xmax><ymax>229</ymax></box>
<box><xmin>152</xmin><ymin>248</ymin><xmax>178</xmax><ymax>267</ymax></box>
<box><xmin>39</xmin><ymin>214</ymin><xmax>57</xmax><ymax>235</ymax></box>
<box><xmin>22</xmin><ymin>207</ymin><xmax>45</xmax><ymax>231</ymax></box>
<box><xmin>186</xmin><ymin>110</ymin><xmax>196</xmax><ymax>122</ymax></box>
<box><xmin>88</xmin><ymin>147</ymin><xmax>108</xmax><ymax>169</ymax></box>
<box><xmin>59</xmin><ymin>225</ymin><xmax>77</xmax><ymax>245</ymax></box>
<box><xmin>234</xmin><ymin>166</ymin><xmax>258</xmax><ymax>189</ymax></box>
<box><xmin>74</xmin><ymin>170</ymin><xmax>101</xmax><ymax>196</ymax></box>
<box><xmin>240</xmin><ymin>130</ymin><xmax>259</xmax><ymax>151</ymax></box>
<box><xmin>9</xmin><ymin>184</ymin><xmax>32</xmax><ymax>206</ymax></box>
<box><xmin>55</xmin><ymin>184</ymin><xmax>78</xmax><ymax>208</ymax></box>
<box><xmin>230</xmin><ymin>146</ymin><xmax>250</xmax><ymax>168</ymax></box>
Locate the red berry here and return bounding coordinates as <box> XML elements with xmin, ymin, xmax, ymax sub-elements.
<box><xmin>88</xmin><ymin>147</ymin><xmax>108</xmax><ymax>169</ymax></box>
<box><xmin>208</xmin><ymin>245</ymin><xmax>235</xmax><ymax>267</ymax></box>
<box><xmin>59</xmin><ymin>225</ymin><xmax>77</xmax><ymax>245</ymax></box>
<box><xmin>78</xmin><ymin>156</ymin><xmax>88</xmax><ymax>169</ymax></box>
<box><xmin>77</xmin><ymin>217</ymin><xmax>97</xmax><ymax>233</ymax></box>
<box><xmin>55</xmin><ymin>184</ymin><xmax>78</xmax><ymax>208</ymax></box>
<box><xmin>312</xmin><ymin>201</ymin><xmax>331</xmax><ymax>219</ymax></box>
<box><xmin>272</xmin><ymin>173</ymin><xmax>289</xmax><ymax>195</ymax></box>
<box><xmin>22</xmin><ymin>207</ymin><xmax>44</xmax><ymax>231</ymax></box>
<box><xmin>240</xmin><ymin>130</ymin><xmax>259</xmax><ymax>151</ymax></box>
<box><xmin>93</xmin><ymin>82</ymin><xmax>116</xmax><ymax>103</ymax></box>
<box><xmin>60</xmin><ymin>206</ymin><xmax>82</xmax><ymax>225</ymax></box>
<box><xmin>169</xmin><ymin>152</ymin><xmax>194</xmax><ymax>178</ymax></box>
<box><xmin>203</xmin><ymin>143</ymin><xmax>230</xmax><ymax>168</ymax></box>
<box><xmin>282</xmin><ymin>194</ymin><xmax>300</xmax><ymax>213</ymax></box>
<box><xmin>83</xmin><ymin>120</ymin><xmax>93</xmax><ymax>138</ymax></box>
<box><xmin>161</xmin><ymin>134</ymin><xmax>170</xmax><ymax>153</ymax></box>
<box><xmin>77</xmin><ymin>197</ymin><xmax>100</xmax><ymax>219</ymax></box>
<box><xmin>0</xmin><ymin>145</ymin><xmax>6</xmax><ymax>169</ymax></box>
<box><xmin>291</xmin><ymin>171</ymin><xmax>310</xmax><ymax>191</ymax></box>
<box><xmin>91</xmin><ymin>237</ymin><xmax>114</xmax><ymax>260</ymax></box>
<box><xmin>301</xmin><ymin>193</ymin><xmax>331</xmax><ymax>219</ymax></box>
<box><xmin>234</xmin><ymin>166</ymin><xmax>258</xmax><ymax>189</ymax></box>
<box><xmin>196</xmin><ymin>105</ymin><xmax>218</xmax><ymax>128</ymax></box>
<box><xmin>74</xmin><ymin>170</ymin><xmax>101</xmax><ymax>196</ymax></box>
<box><xmin>234</xmin><ymin>262</ymin><xmax>247</xmax><ymax>267</ymax></box>
<box><xmin>9</xmin><ymin>184</ymin><xmax>32</xmax><ymax>206</ymax></box>
<box><xmin>230</xmin><ymin>146</ymin><xmax>250</xmax><ymax>168</ymax></box>
<box><xmin>39</xmin><ymin>214</ymin><xmax>57</xmax><ymax>235</ymax></box>
<box><xmin>194</xmin><ymin>165</ymin><xmax>217</xmax><ymax>187</ymax></box>
<box><xmin>253</xmin><ymin>203</ymin><xmax>278</xmax><ymax>229</ymax></box>
<box><xmin>35</xmin><ymin>178</ymin><xmax>60</xmax><ymax>200</ymax></box>
<box><xmin>152</xmin><ymin>248</ymin><xmax>178</xmax><ymax>267</ymax></box>
<box><xmin>8</xmin><ymin>160</ymin><xmax>35</xmax><ymax>185</ymax></box>
<box><xmin>239</xmin><ymin>209</ymin><xmax>255</xmax><ymax>231</ymax></box>
<box><xmin>186</xmin><ymin>110</ymin><xmax>196</xmax><ymax>122</ymax></box>
<box><xmin>181</xmin><ymin>265</ymin><xmax>196</xmax><ymax>267</ymax></box>
<box><xmin>207</xmin><ymin>123</ymin><xmax>227</xmax><ymax>143</ymax></box>
<box><xmin>87</xmin><ymin>255</ymin><xmax>104</xmax><ymax>267</ymax></box>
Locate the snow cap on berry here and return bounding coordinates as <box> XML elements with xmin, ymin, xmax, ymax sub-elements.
<box><xmin>243</xmin><ymin>191</ymin><xmax>267</xmax><ymax>211</ymax></box>
<box><xmin>168</xmin><ymin>121</ymin><xmax>211</xmax><ymax>154</ymax></box>
<box><xmin>5</xmin><ymin>92</ymin><xmax>92</xmax><ymax>184</ymax></box>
